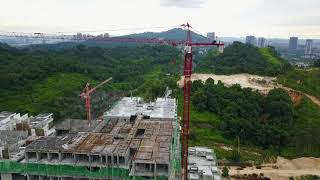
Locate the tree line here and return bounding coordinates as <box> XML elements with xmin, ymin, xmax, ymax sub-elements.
<box><xmin>191</xmin><ymin>79</ymin><xmax>320</xmax><ymax>156</ymax></box>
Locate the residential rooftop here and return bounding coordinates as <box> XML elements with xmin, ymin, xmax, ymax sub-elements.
<box><xmin>188</xmin><ymin>147</ymin><xmax>221</xmax><ymax>180</ymax></box>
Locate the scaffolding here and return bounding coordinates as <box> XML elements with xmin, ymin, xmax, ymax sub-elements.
<box><xmin>0</xmin><ymin>160</ymin><xmax>163</xmax><ymax>179</ymax></box>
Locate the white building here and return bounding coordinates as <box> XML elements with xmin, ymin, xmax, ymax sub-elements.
<box><xmin>0</xmin><ymin>111</ymin><xmax>54</xmax><ymax>136</ymax></box>
<box><xmin>27</xmin><ymin>113</ymin><xmax>55</xmax><ymax>136</ymax></box>
<box><xmin>0</xmin><ymin>112</ymin><xmax>28</xmax><ymax>131</ymax></box>
<box><xmin>245</xmin><ymin>36</ymin><xmax>257</xmax><ymax>46</ymax></box>
<box><xmin>257</xmin><ymin>37</ymin><xmax>267</xmax><ymax>48</ymax></box>
<box><xmin>103</xmin><ymin>97</ymin><xmax>177</xmax><ymax>121</ymax></box>
<box><xmin>188</xmin><ymin>147</ymin><xmax>221</xmax><ymax>180</ymax></box>
<box><xmin>305</xmin><ymin>39</ymin><xmax>313</xmax><ymax>55</ymax></box>
<box><xmin>207</xmin><ymin>32</ymin><xmax>216</xmax><ymax>41</ymax></box>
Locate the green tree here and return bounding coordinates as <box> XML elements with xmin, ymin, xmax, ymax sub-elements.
<box><xmin>222</xmin><ymin>166</ymin><xmax>229</xmax><ymax>177</ymax></box>
<box><xmin>314</xmin><ymin>59</ymin><xmax>320</xmax><ymax>67</ymax></box>
<box><xmin>264</xmin><ymin>88</ymin><xmax>294</xmax><ymax>126</ymax></box>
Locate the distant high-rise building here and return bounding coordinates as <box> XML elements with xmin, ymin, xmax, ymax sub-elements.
<box><xmin>76</xmin><ymin>33</ymin><xmax>83</xmax><ymax>38</ymax></box>
<box><xmin>305</xmin><ymin>39</ymin><xmax>313</xmax><ymax>55</ymax></box>
<box><xmin>245</xmin><ymin>36</ymin><xmax>257</xmax><ymax>46</ymax></box>
<box><xmin>257</xmin><ymin>37</ymin><xmax>267</xmax><ymax>48</ymax></box>
<box><xmin>103</xmin><ymin>33</ymin><xmax>110</xmax><ymax>38</ymax></box>
<box><xmin>207</xmin><ymin>32</ymin><xmax>215</xmax><ymax>41</ymax></box>
<box><xmin>289</xmin><ymin>37</ymin><xmax>298</xmax><ymax>52</ymax></box>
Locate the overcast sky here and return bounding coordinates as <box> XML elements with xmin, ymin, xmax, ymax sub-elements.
<box><xmin>0</xmin><ymin>0</ymin><xmax>319</xmax><ymax>38</ymax></box>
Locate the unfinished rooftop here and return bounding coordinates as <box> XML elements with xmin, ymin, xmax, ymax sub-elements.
<box><xmin>27</xmin><ymin>113</ymin><xmax>53</xmax><ymax>129</ymax></box>
<box><xmin>21</xmin><ymin>97</ymin><xmax>180</xmax><ymax>179</ymax></box>
<box><xmin>55</xmin><ymin>119</ymin><xmax>103</xmax><ymax>135</ymax></box>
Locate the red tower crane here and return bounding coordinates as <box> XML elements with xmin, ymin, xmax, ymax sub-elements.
<box><xmin>80</xmin><ymin>77</ymin><xmax>112</xmax><ymax>122</ymax></box>
<box><xmin>180</xmin><ymin>23</ymin><xmax>224</xmax><ymax>180</ymax></box>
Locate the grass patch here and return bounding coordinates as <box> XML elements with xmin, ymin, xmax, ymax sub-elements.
<box><xmin>259</xmin><ymin>48</ymin><xmax>282</xmax><ymax>65</ymax></box>
<box><xmin>177</xmin><ymin>91</ymin><xmax>230</xmax><ymax>147</ymax></box>
<box><xmin>278</xmin><ymin>68</ymin><xmax>320</xmax><ymax>98</ymax></box>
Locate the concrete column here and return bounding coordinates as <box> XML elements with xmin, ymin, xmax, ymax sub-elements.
<box><xmin>132</xmin><ymin>163</ymin><xmax>136</xmax><ymax>176</ymax></box>
<box><xmin>154</xmin><ymin>163</ymin><xmax>157</xmax><ymax>176</ymax></box>
<box><xmin>111</xmin><ymin>154</ymin><xmax>114</xmax><ymax>165</ymax></box>
<box><xmin>123</xmin><ymin>153</ymin><xmax>127</xmax><ymax>165</ymax></box>
<box><xmin>105</xmin><ymin>154</ymin><xmax>108</xmax><ymax>164</ymax></box>
<box><xmin>73</xmin><ymin>154</ymin><xmax>77</xmax><ymax>162</ymax></box>
<box><xmin>1</xmin><ymin>173</ymin><xmax>13</xmax><ymax>180</ymax></box>
<box><xmin>27</xmin><ymin>175</ymin><xmax>39</xmax><ymax>180</ymax></box>
<box><xmin>89</xmin><ymin>154</ymin><xmax>92</xmax><ymax>163</ymax></box>
<box><xmin>58</xmin><ymin>152</ymin><xmax>62</xmax><ymax>161</ymax></box>
<box><xmin>48</xmin><ymin>153</ymin><xmax>52</xmax><ymax>161</ymax></box>
<box><xmin>25</xmin><ymin>152</ymin><xmax>29</xmax><ymax>161</ymax></box>
<box><xmin>117</xmin><ymin>155</ymin><xmax>120</xmax><ymax>165</ymax></box>
<box><xmin>36</xmin><ymin>152</ymin><xmax>41</xmax><ymax>161</ymax></box>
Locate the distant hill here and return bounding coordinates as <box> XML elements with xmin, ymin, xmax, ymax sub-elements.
<box><xmin>196</xmin><ymin>41</ymin><xmax>292</xmax><ymax>76</ymax></box>
<box><xmin>125</xmin><ymin>28</ymin><xmax>211</xmax><ymax>42</ymax></box>
<box><xmin>19</xmin><ymin>28</ymin><xmax>210</xmax><ymax>49</ymax></box>
<box><xmin>22</xmin><ymin>28</ymin><xmax>211</xmax><ymax>49</ymax></box>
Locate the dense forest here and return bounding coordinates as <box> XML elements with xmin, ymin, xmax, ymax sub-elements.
<box><xmin>1</xmin><ymin>42</ymin><xmax>319</xmax><ymax>160</ymax></box>
<box><xmin>196</xmin><ymin>42</ymin><xmax>292</xmax><ymax>76</ymax></box>
<box><xmin>0</xmin><ymin>43</ymin><xmax>180</xmax><ymax>119</ymax></box>
<box><xmin>190</xmin><ymin>79</ymin><xmax>320</xmax><ymax>158</ymax></box>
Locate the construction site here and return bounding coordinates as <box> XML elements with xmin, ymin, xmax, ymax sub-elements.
<box><xmin>0</xmin><ymin>94</ymin><xmax>221</xmax><ymax>180</ymax></box>
<box><xmin>0</xmin><ymin>23</ymin><xmax>223</xmax><ymax>180</ymax></box>
<box><xmin>0</xmin><ymin>96</ymin><xmax>180</xmax><ymax>180</ymax></box>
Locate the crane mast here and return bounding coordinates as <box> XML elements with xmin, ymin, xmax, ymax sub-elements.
<box><xmin>180</xmin><ymin>23</ymin><xmax>224</xmax><ymax>180</ymax></box>
<box><xmin>80</xmin><ymin>77</ymin><xmax>112</xmax><ymax>123</ymax></box>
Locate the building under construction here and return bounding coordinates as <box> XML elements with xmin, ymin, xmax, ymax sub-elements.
<box><xmin>0</xmin><ymin>97</ymin><xmax>181</xmax><ymax>180</ymax></box>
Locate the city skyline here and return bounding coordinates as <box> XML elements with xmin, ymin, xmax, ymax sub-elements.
<box><xmin>0</xmin><ymin>0</ymin><xmax>319</xmax><ymax>39</ymax></box>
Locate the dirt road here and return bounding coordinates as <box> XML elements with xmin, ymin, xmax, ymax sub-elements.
<box><xmin>229</xmin><ymin>157</ymin><xmax>320</xmax><ymax>179</ymax></box>
<box><xmin>177</xmin><ymin>73</ymin><xmax>277</xmax><ymax>94</ymax></box>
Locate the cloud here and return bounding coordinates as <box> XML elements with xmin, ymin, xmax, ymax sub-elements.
<box><xmin>161</xmin><ymin>0</ymin><xmax>208</xmax><ymax>8</ymax></box>
<box><xmin>274</xmin><ymin>16</ymin><xmax>320</xmax><ymax>27</ymax></box>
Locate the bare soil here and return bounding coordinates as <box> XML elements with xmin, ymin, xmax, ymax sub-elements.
<box><xmin>228</xmin><ymin>157</ymin><xmax>320</xmax><ymax>180</ymax></box>
<box><xmin>177</xmin><ymin>73</ymin><xmax>320</xmax><ymax>106</ymax></box>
